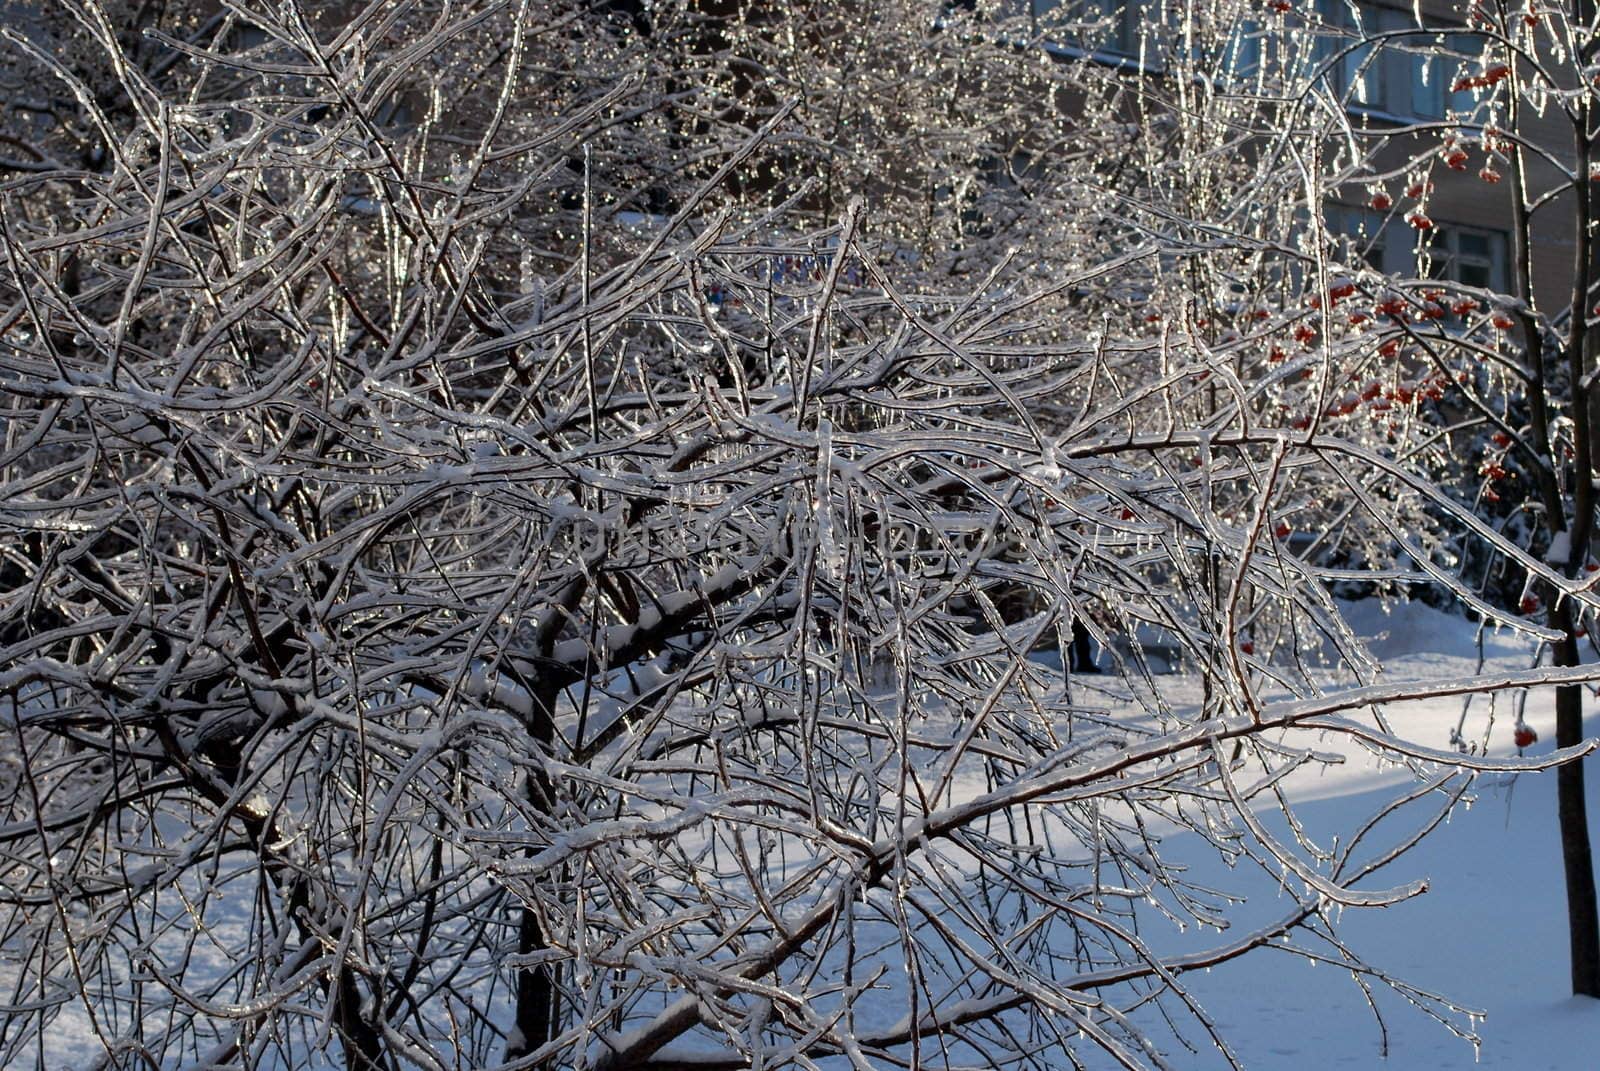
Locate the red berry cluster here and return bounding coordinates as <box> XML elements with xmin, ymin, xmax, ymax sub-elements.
<box><xmin>1452</xmin><ymin>63</ymin><xmax>1512</xmax><ymax>92</ymax></box>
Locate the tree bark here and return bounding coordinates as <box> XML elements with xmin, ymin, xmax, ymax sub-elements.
<box><xmin>335</xmin><ymin>967</ymin><xmax>393</xmax><ymax>1071</ymax></box>
<box><xmin>508</xmin><ymin>906</ymin><xmax>557</xmax><ymax>1062</ymax></box>
<box><xmin>1555</xmin><ymin>621</ymin><xmax>1600</xmax><ymax>996</ymax></box>
<box><xmin>508</xmin><ymin>662</ymin><xmax>567</xmax><ymax>1064</ymax></box>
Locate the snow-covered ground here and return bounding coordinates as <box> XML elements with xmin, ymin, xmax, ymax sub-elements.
<box><xmin>1119</xmin><ymin>599</ymin><xmax>1600</xmax><ymax>1069</ymax></box>
<box><xmin>1171</xmin><ymin>766</ymin><xmax>1600</xmax><ymax>1070</ymax></box>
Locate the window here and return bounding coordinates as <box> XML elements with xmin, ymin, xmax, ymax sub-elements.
<box><xmin>1030</xmin><ymin>0</ymin><xmax>1147</xmax><ymax>59</ymax></box>
<box><xmin>1326</xmin><ymin>204</ymin><xmax>1403</xmax><ymax>275</ymax></box>
<box><xmin>1317</xmin><ymin>0</ymin><xmax>1384</xmax><ymax>108</ymax></box>
<box><xmin>1426</xmin><ymin>225</ymin><xmax>1508</xmax><ymax>291</ymax></box>
<box><xmin>1221</xmin><ymin>19</ymin><xmax>1264</xmax><ymax>82</ymax></box>
<box><xmin>1325</xmin><ymin>207</ymin><xmax>1508</xmax><ymax>293</ymax></box>
<box><xmin>1082</xmin><ymin>0</ymin><xmax>1143</xmax><ymax>56</ymax></box>
<box><xmin>1315</xmin><ymin>0</ymin><xmax>1480</xmax><ymax>119</ymax></box>
<box><xmin>1027</xmin><ymin>0</ymin><xmax>1285</xmax><ymax>74</ymax></box>
<box><xmin>1409</xmin><ymin>32</ymin><xmax>1482</xmax><ymax>118</ymax></box>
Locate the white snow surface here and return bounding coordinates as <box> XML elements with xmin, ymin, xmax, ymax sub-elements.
<box><xmin>1112</xmin><ymin>599</ymin><xmax>1600</xmax><ymax>1069</ymax></box>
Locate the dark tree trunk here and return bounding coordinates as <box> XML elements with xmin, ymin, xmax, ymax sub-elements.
<box><xmin>1070</xmin><ymin>617</ymin><xmax>1098</xmax><ymax>673</ymax></box>
<box><xmin>1555</xmin><ymin>623</ymin><xmax>1600</xmax><ymax>996</ymax></box>
<box><xmin>508</xmin><ymin>670</ymin><xmax>565</xmax><ymax>1064</ymax></box>
<box><xmin>335</xmin><ymin>967</ymin><xmax>392</xmax><ymax>1071</ymax></box>
<box><xmin>508</xmin><ymin>906</ymin><xmax>557</xmax><ymax>1062</ymax></box>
